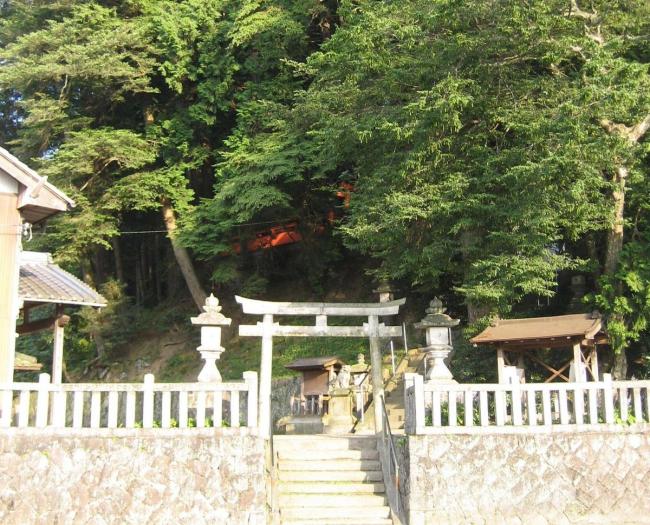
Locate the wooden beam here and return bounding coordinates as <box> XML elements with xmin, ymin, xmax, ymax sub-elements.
<box><xmin>235</xmin><ymin>295</ymin><xmax>406</xmax><ymax>316</ymax></box>
<box><xmin>16</xmin><ymin>316</ymin><xmax>57</xmax><ymax>335</ymax></box>
<box><xmin>527</xmin><ymin>353</ymin><xmax>571</xmax><ymax>382</ymax></box>
<box><xmin>239</xmin><ymin>323</ymin><xmax>402</xmax><ymax>338</ymax></box>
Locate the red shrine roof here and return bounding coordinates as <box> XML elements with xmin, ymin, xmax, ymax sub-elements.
<box><xmin>470</xmin><ymin>313</ymin><xmax>605</xmax><ymax>348</ymax></box>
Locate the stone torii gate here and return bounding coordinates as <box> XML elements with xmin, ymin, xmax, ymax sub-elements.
<box><xmin>236</xmin><ymin>296</ymin><xmax>405</xmax><ymax>438</ymax></box>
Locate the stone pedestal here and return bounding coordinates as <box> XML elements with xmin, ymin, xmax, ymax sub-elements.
<box><xmin>324</xmin><ymin>388</ymin><xmax>355</xmax><ymax>434</ymax></box>
<box><xmin>425</xmin><ymin>346</ymin><xmax>456</xmax><ymax>384</ymax></box>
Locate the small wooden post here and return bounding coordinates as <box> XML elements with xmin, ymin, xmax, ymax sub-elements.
<box><xmin>231</xmin><ymin>390</ymin><xmax>240</xmax><ymax>428</ymax></box>
<box><xmin>495</xmin><ymin>387</ymin><xmax>506</xmax><ymax>426</ymax></box>
<box><xmin>448</xmin><ymin>391</ymin><xmax>457</xmax><ymax>427</ymax></box>
<box><xmin>603</xmin><ymin>373</ymin><xmax>614</xmax><ymax>424</ymax></box>
<box><xmin>572</xmin><ymin>342</ymin><xmax>584</xmax><ymax>383</ymax></box>
<box><xmin>36</xmin><ymin>373</ymin><xmax>50</xmax><ymax>427</ymax></box>
<box><xmin>464</xmin><ymin>390</ymin><xmax>473</xmax><ymax>427</ymax></box>
<box><xmin>590</xmin><ymin>347</ymin><xmax>600</xmax><ymax>381</ymax></box>
<box><xmin>479</xmin><ymin>391</ymin><xmax>488</xmax><ymax>426</ymax></box>
<box><xmin>51</xmin><ymin>315</ymin><xmax>70</xmax><ymax>385</ymax></box>
<box><xmin>0</xmin><ymin>388</ymin><xmax>12</xmax><ymax>427</ymax></box>
<box><xmin>161</xmin><ymin>391</ymin><xmax>171</xmax><ymax>428</ymax></box>
<box><xmin>196</xmin><ymin>390</ymin><xmax>206</xmax><ymax>428</ymax></box>
<box><xmin>432</xmin><ymin>390</ymin><xmax>441</xmax><ymax>426</ymax></box>
<box><xmin>403</xmin><ymin>373</ymin><xmax>417</xmax><ymax>434</ymax></box>
<box><xmin>496</xmin><ymin>348</ymin><xmax>506</xmax><ymax>384</ymax></box>
<box><xmin>142</xmin><ymin>373</ymin><xmax>154</xmax><ymax>428</ymax></box>
<box><xmin>259</xmin><ymin>314</ymin><xmax>274</xmax><ymax>438</ymax></box>
<box><xmin>108</xmin><ymin>391</ymin><xmax>118</xmax><ymax>428</ymax></box>
<box><xmin>413</xmin><ymin>373</ymin><xmax>425</xmax><ymax>431</ymax></box>
<box><xmin>244</xmin><ymin>371</ymin><xmax>258</xmax><ymax>428</ymax></box>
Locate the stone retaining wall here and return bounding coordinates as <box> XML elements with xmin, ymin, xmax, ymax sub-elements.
<box><xmin>407</xmin><ymin>426</ymin><xmax>650</xmax><ymax>524</ymax></box>
<box><xmin>0</xmin><ymin>428</ymin><xmax>266</xmax><ymax>525</ymax></box>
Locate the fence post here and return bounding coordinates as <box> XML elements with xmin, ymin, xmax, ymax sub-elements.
<box><xmin>603</xmin><ymin>373</ymin><xmax>614</xmax><ymax>424</ymax></box>
<box><xmin>0</xmin><ymin>387</ymin><xmax>12</xmax><ymax>428</ymax></box>
<box><xmin>244</xmin><ymin>371</ymin><xmax>258</xmax><ymax>428</ymax></box>
<box><xmin>36</xmin><ymin>373</ymin><xmax>50</xmax><ymax>428</ymax></box>
<box><xmin>413</xmin><ymin>373</ymin><xmax>425</xmax><ymax>432</ymax></box>
<box><xmin>143</xmin><ymin>374</ymin><xmax>155</xmax><ymax>429</ymax></box>
<box><xmin>403</xmin><ymin>373</ymin><xmax>416</xmax><ymax>434</ymax></box>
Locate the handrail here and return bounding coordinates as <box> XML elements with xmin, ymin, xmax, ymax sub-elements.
<box><xmin>379</xmin><ymin>394</ymin><xmax>404</xmax><ymax>523</ymax></box>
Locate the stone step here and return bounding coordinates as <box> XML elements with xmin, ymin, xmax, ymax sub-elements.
<box><xmin>278</xmin><ymin>470</ymin><xmax>384</xmax><ymax>483</ymax></box>
<box><xmin>277</xmin><ymin>449</ymin><xmax>379</xmax><ymax>461</ymax></box>
<box><xmin>281</xmin><ymin>519</ymin><xmax>393</xmax><ymax>525</ymax></box>
<box><xmin>281</xmin><ymin>505</ymin><xmax>391</xmax><ymax>520</ymax></box>
<box><xmin>273</xmin><ymin>436</ymin><xmax>376</xmax><ymax>452</ymax></box>
<box><xmin>279</xmin><ymin>482</ymin><xmax>385</xmax><ymax>494</ymax></box>
<box><xmin>278</xmin><ymin>459</ymin><xmax>381</xmax><ymax>472</ymax></box>
<box><xmin>279</xmin><ymin>493</ymin><xmax>388</xmax><ymax>508</ymax></box>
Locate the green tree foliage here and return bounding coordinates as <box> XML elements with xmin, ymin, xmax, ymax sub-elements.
<box><xmin>2</xmin><ymin>0</ymin><xmax>649</xmax><ymax>377</ymax></box>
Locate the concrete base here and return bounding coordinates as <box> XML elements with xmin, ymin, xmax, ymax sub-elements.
<box><xmin>277</xmin><ymin>415</ymin><xmax>324</xmax><ymax>435</ymax></box>
<box><xmin>323</xmin><ymin>389</ymin><xmax>356</xmax><ymax>435</ymax></box>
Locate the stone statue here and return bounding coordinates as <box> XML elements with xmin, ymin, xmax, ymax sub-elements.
<box><xmin>330</xmin><ymin>365</ymin><xmax>351</xmax><ymax>390</ymax></box>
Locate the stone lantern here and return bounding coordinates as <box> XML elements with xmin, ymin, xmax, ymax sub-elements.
<box><xmin>373</xmin><ymin>281</ymin><xmax>394</xmax><ymax>303</ymax></box>
<box><xmin>414</xmin><ymin>297</ymin><xmax>460</xmax><ymax>384</ymax></box>
<box><xmin>191</xmin><ymin>294</ymin><xmax>232</xmax><ymax>383</ymax></box>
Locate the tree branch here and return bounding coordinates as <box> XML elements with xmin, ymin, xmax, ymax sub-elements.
<box><xmin>601</xmin><ymin>114</ymin><xmax>650</xmax><ymax>144</ymax></box>
<box><xmin>568</xmin><ymin>0</ymin><xmax>599</xmax><ymax>23</ymax></box>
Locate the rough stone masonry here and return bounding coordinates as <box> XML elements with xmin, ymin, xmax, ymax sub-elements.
<box><xmin>406</xmin><ymin>426</ymin><xmax>650</xmax><ymax>525</ymax></box>
<box><xmin>0</xmin><ymin>428</ymin><xmax>266</xmax><ymax>525</ymax></box>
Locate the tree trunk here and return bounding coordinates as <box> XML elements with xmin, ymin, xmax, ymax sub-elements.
<box><xmin>161</xmin><ymin>198</ymin><xmax>207</xmax><ymax>311</ymax></box>
<box><xmin>603</xmin><ymin>167</ymin><xmax>627</xmax><ymax>278</ymax></box>
<box><xmin>111</xmin><ymin>237</ymin><xmax>125</xmax><ymax>283</ymax></box>
<box><xmin>154</xmin><ymin>233</ymin><xmax>163</xmax><ymax>303</ymax></box>
<box><xmin>602</xmin><ymin>167</ymin><xmax>628</xmax><ymax>379</ymax></box>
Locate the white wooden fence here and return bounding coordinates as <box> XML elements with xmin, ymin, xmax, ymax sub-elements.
<box><xmin>404</xmin><ymin>373</ymin><xmax>650</xmax><ymax>434</ymax></box>
<box><xmin>0</xmin><ymin>372</ymin><xmax>258</xmax><ymax>430</ymax></box>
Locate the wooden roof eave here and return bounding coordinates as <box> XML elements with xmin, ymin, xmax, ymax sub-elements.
<box><xmin>475</xmin><ymin>336</ymin><xmax>584</xmax><ymax>351</ymax></box>
<box><xmin>0</xmin><ymin>147</ymin><xmax>74</xmax><ymax>222</ymax></box>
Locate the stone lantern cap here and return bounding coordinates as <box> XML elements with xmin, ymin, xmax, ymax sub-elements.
<box><xmin>350</xmin><ymin>353</ymin><xmax>370</xmax><ymax>374</ymax></box>
<box><xmin>191</xmin><ymin>294</ymin><xmax>232</xmax><ymax>326</ymax></box>
<box><xmin>414</xmin><ymin>297</ymin><xmax>460</xmax><ymax>330</ymax></box>
<box><xmin>373</xmin><ymin>281</ymin><xmax>394</xmax><ymax>294</ymax></box>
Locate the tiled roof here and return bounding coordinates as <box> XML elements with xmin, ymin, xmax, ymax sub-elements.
<box><xmin>285</xmin><ymin>356</ymin><xmax>343</xmax><ymax>371</ymax></box>
<box><xmin>15</xmin><ymin>352</ymin><xmax>42</xmax><ymax>371</ymax></box>
<box><xmin>19</xmin><ymin>251</ymin><xmax>107</xmax><ymax>307</ymax></box>
<box><xmin>470</xmin><ymin>313</ymin><xmax>603</xmax><ymax>346</ymax></box>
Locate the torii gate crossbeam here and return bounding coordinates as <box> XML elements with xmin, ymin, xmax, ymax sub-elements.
<box><xmin>236</xmin><ymin>296</ymin><xmax>405</xmax><ymax>438</ymax></box>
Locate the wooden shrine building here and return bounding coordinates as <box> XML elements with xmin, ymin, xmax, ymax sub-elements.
<box><xmin>285</xmin><ymin>356</ymin><xmax>343</xmax><ymax>415</ymax></box>
<box><xmin>471</xmin><ymin>313</ymin><xmax>607</xmax><ymax>383</ymax></box>
<box><xmin>17</xmin><ymin>251</ymin><xmax>106</xmax><ymax>383</ymax></box>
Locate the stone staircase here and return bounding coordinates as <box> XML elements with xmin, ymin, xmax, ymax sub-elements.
<box><xmin>274</xmin><ymin>435</ymin><xmax>393</xmax><ymax>525</ymax></box>
<box><xmin>359</xmin><ymin>349</ymin><xmax>424</xmax><ymax>434</ymax></box>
